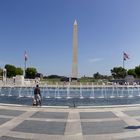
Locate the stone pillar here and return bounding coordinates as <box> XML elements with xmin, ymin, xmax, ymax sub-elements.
<box><xmin>72</xmin><ymin>20</ymin><xmax>78</xmax><ymax>79</ymax></box>
<box><xmin>3</xmin><ymin>68</ymin><xmax>7</xmax><ymax>85</ymax></box>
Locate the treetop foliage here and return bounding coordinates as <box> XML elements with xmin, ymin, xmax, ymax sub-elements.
<box><xmin>2</xmin><ymin>64</ymin><xmax>140</xmax><ymax>80</ymax></box>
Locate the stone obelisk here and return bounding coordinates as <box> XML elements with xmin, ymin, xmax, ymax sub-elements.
<box><xmin>72</xmin><ymin>20</ymin><xmax>78</xmax><ymax>79</ymax></box>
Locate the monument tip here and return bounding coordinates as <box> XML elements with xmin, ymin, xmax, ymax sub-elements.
<box><xmin>74</xmin><ymin>20</ymin><xmax>77</xmax><ymax>25</ymax></box>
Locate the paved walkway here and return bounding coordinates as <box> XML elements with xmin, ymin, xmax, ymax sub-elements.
<box><xmin>1</xmin><ymin>104</ymin><xmax>140</xmax><ymax>140</ymax></box>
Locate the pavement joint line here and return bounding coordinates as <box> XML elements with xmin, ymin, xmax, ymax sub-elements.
<box><xmin>0</xmin><ymin>115</ymin><xmax>15</xmax><ymax>119</ymax></box>
<box><xmin>113</xmin><ymin>130</ymin><xmax>140</xmax><ymax>139</ymax></box>
<box><xmin>25</xmin><ymin>117</ymin><xmax>121</xmax><ymax>122</ymax></box>
<box><xmin>7</xmin><ymin>130</ymin><xmax>138</xmax><ymax>140</ymax></box>
<box><xmin>112</xmin><ymin>110</ymin><xmax>140</xmax><ymax>126</ymax></box>
<box><xmin>83</xmin><ymin>130</ymin><xmax>140</xmax><ymax>139</ymax></box>
<box><xmin>64</xmin><ymin>111</ymin><xmax>83</xmax><ymax>139</ymax></box>
<box><xmin>26</xmin><ymin>118</ymin><xmax>68</xmax><ymax>122</ymax></box>
<box><xmin>6</xmin><ymin>132</ymin><xmax>87</xmax><ymax>140</ymax></box>
<box><xmin>0</xmin><ymin>110</ymin><xmax>36</xmax><ymax>137</ymax></box>
<box><xmin>83</xmin><ymin>135</ymin><xmax>114</xmax><ymax>140</ymax></box>
<box><xmin>5</xmin><ymin>131</ymin><xmax>64</xmax><ymax>140</ymax></box>
<box><xmin>80</xmin><ymin>118</ymin><xmax>121</xmax><ymax>122</ymax></box>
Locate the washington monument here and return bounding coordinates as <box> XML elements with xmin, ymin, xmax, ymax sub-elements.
<box><xmin>72</xmin><ymin>20</ymin><xmax>78</xmax><ymax>79</ymax></box>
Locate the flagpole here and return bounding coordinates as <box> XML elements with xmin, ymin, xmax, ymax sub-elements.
<box><xmin>123</xmin><ymin>59</ymin><xmax>124</xmax><ymax>69</ymax></box>
<box><xmin>123</xmin><ymin>51</ymin><xmax>125</xmax><ymax>78</ymax></box>
<box><xmin>24</xmin><ymin>59</ymin><xmax>26</xmax><ymax>78</ymax></box>
<box><xmin>24</xmin><ymin>51</ymin><xmax>27</xmax><ymax>78</ymax></box>
<box><xmin>123</xmin><ymin>51</ymin><xmax>125</xmax><ymax>69</ymax></box>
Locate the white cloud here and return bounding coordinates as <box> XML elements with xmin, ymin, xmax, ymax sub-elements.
<box><xmin>89</xmin><ymin>58</ymin><xmax>104</xmax><ymax>63</ymax></box>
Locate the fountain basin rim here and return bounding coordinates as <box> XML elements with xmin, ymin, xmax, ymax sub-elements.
<box><xmin>1</xmin><ymin>103</ymin><xmax>140</xmax><ymax>109</ymax></box>
<box><xmin>1</xmin><ymin>85</ymin><xmax>140</xmax><ymax>88</ymax></box>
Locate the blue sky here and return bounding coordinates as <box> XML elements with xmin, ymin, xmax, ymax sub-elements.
<box><xmin>0</xmin><ymin>0</ymin><xmax>140</xmax><ymax>77</ymax></box>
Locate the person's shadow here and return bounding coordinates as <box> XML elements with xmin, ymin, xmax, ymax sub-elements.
<box><xmin>125</xmin><ymin>126</ymin><xmax>140</xmax><ymax>129</ymax></box>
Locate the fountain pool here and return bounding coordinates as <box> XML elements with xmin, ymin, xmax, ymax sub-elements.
<box><xmin>0</xmin><ymin>85</ymin><xmax>140</xmax><ymax>107</ymax></box>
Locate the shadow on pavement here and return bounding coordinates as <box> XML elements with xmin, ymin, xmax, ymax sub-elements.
<box><xmin>125</xmin><ymin>126</ymin><xmax>140</xmax><ymax>129</ymax></box>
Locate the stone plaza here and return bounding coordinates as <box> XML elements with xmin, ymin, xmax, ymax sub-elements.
<box><xmin>1</xmin><ymin>104</ymin><xmax>140</xmax><ymax>139</ymax></box>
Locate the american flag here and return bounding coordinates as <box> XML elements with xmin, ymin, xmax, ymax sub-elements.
<box><xmin>24</xmin><ymin>51</ymin><xmax>28</xmax><ymax>61</ymax></box>
<box><xmin>123</xmin><ymin>52</ymin><xmax>129</xmax><ymax>60</ymax></box>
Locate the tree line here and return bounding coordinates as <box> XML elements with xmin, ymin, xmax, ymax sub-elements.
<box><xmin>93</xmin><ymin>66</ymin><xmax>140</xmax><ymax>80</ymax></box>
<box><xmin>1</xmin><ymin>64</ymin><xmax>140</xmax><ymax>80</ymax></box>
<box><xmin>111</xmin><ymin>66</ymin><xmax>140</xmax><ymax>79</ymax></box>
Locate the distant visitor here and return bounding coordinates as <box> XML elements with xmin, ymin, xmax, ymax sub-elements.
<box><xmin>33</xmin><ymin>85</ymin><xmax>42</xmax><ymax>106</ymax></box>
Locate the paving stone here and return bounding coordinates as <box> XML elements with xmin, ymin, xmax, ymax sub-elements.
<box><xmin>80</xmin><ymin>112</ymin><xmax>117</xmax><ymax>119</ymax></box>
<box><xmin>12</xmin><ymin>120</ymin><xmax>66</xmax><ymax>135</ymax></box>
<box><xmin>0</xmin><ymin>118</ymin><xmax>11</xmax><ymax>125</ymax></box>
<box><xmin>31</xmin><ymin>112</ymin><xmax>69</xmax><ymax>119</ymax></box>
<box><xmin>0</xmin><ymin>109</ymin><xmax>25</xmax><ymax>117</ymax></box>
<box><xmin>136</xmin><ymin>118</ymin><xmax>140</xmax><ymax>123</ymax></box>
<box><xmin>81</xmin><ymin>120</ymin><xmax>130</xmax><ymax>135</ymax></box>
<box><xmin>1</xmin><ymin>105</ymin><xmax>140</xmax><ymax>140</ymax></box>
<box><xmin>119</xmin><ymin>137</ymin><xmax>140</xmax><ymax>140</ymax></box>
<box><xmin>123</xmin><ymin>110</ymin><xmax>140</xmax><ymax>116</ymax></box>
<box><xmin>0</xmin><ymin>136</ymin><xmax>28</xmax><ymax>140</ymax></box>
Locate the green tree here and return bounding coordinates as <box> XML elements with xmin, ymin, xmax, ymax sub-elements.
<box><xmin>127</xmin><ymin>69</ymin><xmax>136</xmax><ymax>78</ymax></box>
<box><xmin>135</xmin><ymin>65</ymin><xmax>140</xmax><ymax>78</ymax></box>
<box><xmin>47</xmin><ymin>75</ymin><xmax>61</xmax><ymax>79</ymax></box>
<box><xmin>93</xmin><ymin>72</ymin><xmax>101</xmax><ymax>79</ymax></box>
<box><xmin>5</xmin><ymin>64</ymin><xmax>16</xmax><ymax>78</ymax></box>
<box><xmin>25</xmin><ymin>67</ymin><xmax>37</xmax><ymax>79</ymax></box>
<box><xmin>16</xmin><ymin>67</ymin><xmax>23</xmax><ymax>75</ymax></box>
<box><xmin>111</xmin><ymin>67</ymin><xmax>127</xmax><ymax>79</ymax></box>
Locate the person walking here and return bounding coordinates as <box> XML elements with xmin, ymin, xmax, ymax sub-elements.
<box><xmin>34</xmin><ymin>84</ymin><xmax>42</xmax><ymax>106</ymax></box>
